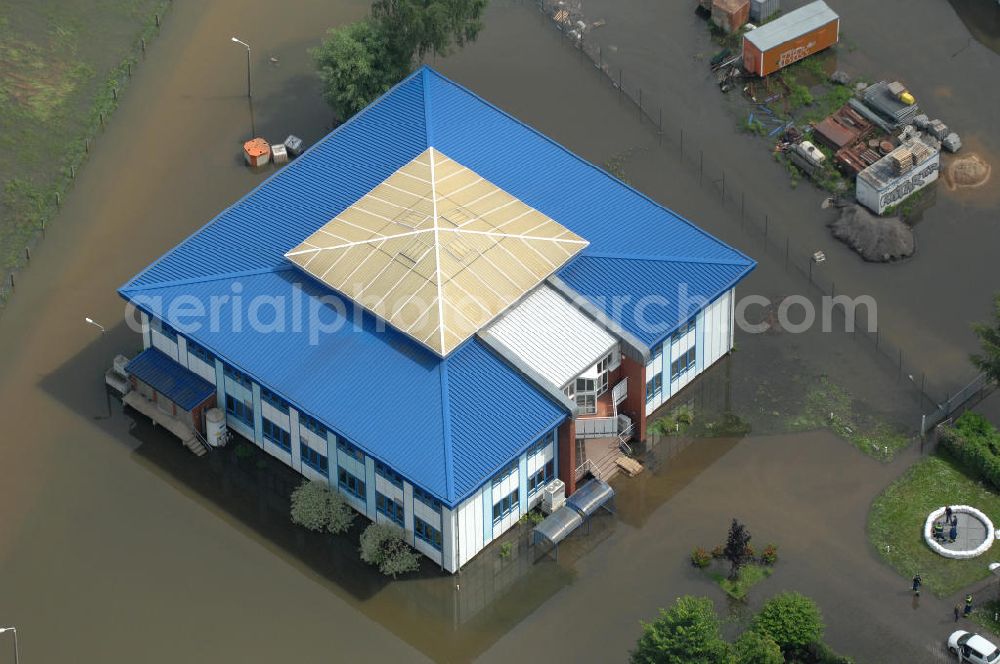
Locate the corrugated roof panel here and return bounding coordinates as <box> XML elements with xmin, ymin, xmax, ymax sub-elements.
<box><xmin>484</xmin><ymin>285</ymin><xmax>617</xmax><ymax>390</ymax></box>
<box><xmin>744</xmin><ymin>0</ymin><xmax>838</xmax><ymax>52</ymax></box>
<box><xmin>125</xmin><ymin>347</ymin><xmax>215</xmax><ymax>411</ymax></box>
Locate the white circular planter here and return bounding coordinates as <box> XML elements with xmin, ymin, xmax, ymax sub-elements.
<box><xmin>923</xmin><ymin>505</ymin><xmax>996</xmax><ymax>559</ymax></box>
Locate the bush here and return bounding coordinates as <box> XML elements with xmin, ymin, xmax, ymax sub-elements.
<box><xmin>631</xmin><ymin>596</ymin><xmax>728</xmax><ymax>664</ymax></box>
<box><xmin>753</xmin><ymin>592</ymin><xmax>824</xmax><ymax>650</ymax></box>
<box><xmin>499</xmin><ymin>542</ymin><xmax>513</xmax><ymax>559</ymax></box>
<box><xmin>289</xmin><ymin>480</ymin><xmax>355</xmax><ymax>534</ymax></box>
<box><xmin>733</xmin><ymin>629</ymin><xmax>783</xmax><ymax>664</ymax></box>
<box><xmin>940</xmin><ymin>412</ymin><xmax>1000</xmax><ymax>491</ymax></box>
<box><xmin>691</xmin><ymin>547</ymin><xmax>712</xmax><ymax>568</ymax></box>
<box><xmin>711</xmin><ymin>544</ymin><xmax>725</xmax><ymax>559</ymax></box>
<box><xmin>359</xmin><ymin>523</ymin><xmax>420</xmax><ymax>577</ymax></box>
<box><xmin>761</xmin><ymin>544</ymin><xmax>778</xmax><ymax>566</ymax></box>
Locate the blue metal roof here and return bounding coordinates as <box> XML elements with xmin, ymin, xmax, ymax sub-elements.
<box><xmin>119</xmin><ymin>66</ymin><xmax>754</xmax><ymax>504</ymax></box>
<box><xmin>126</xmin><ymin>347</ymin><xmax>215</xmax><ymax>411</ymax></box>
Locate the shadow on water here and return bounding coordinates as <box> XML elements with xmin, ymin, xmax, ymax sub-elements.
<box><xmin>948</xmin><ymin>0</ymin><xmax>1000</xmax><ymax>54</ymax></box>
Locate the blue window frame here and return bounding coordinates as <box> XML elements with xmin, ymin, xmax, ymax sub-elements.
<box><xmin>261</xmin><ymin>388</ymin><xmax>289</xmax><ymax>414</ymax></box>
<box><xmin>375</xmin><ymin>461</ymin><xmax>404</xmax><ymax>489</ymax></box>
<box><xmin>413</xmin><ymin>486</ymin><xmax>442</xmax><ymax>511</ymax></box>
<box><xmin>262</xmin><ymin>417</ymin><xmax>291</xmax><ymax>452</ymax></box>
<box><xmin>492</xmin><ymin>488</ymin><xmax>519</xmax><ymax>523</ymax></box>
<box><xmin>414</xmin><ymin>517</ymin><xmax>442</xmax><ymax>551</ymax></box>
<box><xmin>187</xmin><ymin>340</ymin><xmax>213</xmax><ymax>364</ymax></box>
<box><xmin>300</xmin><ymin>444</ymin><xmax>329</xmax><ymax>473</ymax></box>
<box><xmin>155</xmin><ymin>318</ymin><xmax>177</xmax><ymax>341</ymax></box>
<box><xmin>376</xmin><ymin>491</ymin><xmax>404</xmax><ymax>527</ymax></box>
<box><xmin>492</xmin><ymin>462</ymin><xmax>517</xmax><ymax>489</ymax></box>
<box><xmin>338</xmin><ymin>467</ymin><xmax>366</xmax><ymax>500</ymax></box>
<box><xmin>651</xmin><ymin>344</ymin><xmax>662</xmax><ymax>361</ymax></box>
<box><xmin>672</xmin><ymin>318</ymin><xmax>695</xmax><ymax>343</ymax></box>
<box><xmin>527</xmin><ymin>430</ymin><xmax>555</xmax><ymax>459</ymax></box>
<box><xmin>300</xmin><ymin>414</ymin><xmax>326</xmax><ymax>437</ymax></box>
<box><xmin>225</xmin><ymin>394</ymin><xmax>253</xmax><ymax>425</ymax></box>
<box><xmin>528</xmin><ymin>460</ymin><xmax>555</xmax><ymax>494</ymax></box>
<box><xmin>223</xmin><ymin>364</ymin><xmax>252</xmax><ymax>390</ymax></box>
<box><xmin>645</xmin><ymin>373</ymin><xmax>663</xmax><ymax>402</ymax></box>
<box><xmin>670</xmin><ymin>347</ymin><xmax>697</xmax><ymax>381</ymax></box>
<box><xmin>337</xmin><ymin>438</ymin><xmax>364</xmax><ymax>463</ymax></box>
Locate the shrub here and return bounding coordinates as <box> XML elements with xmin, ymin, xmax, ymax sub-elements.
<box><xmin>761</xmin><ymin>544</ymin><xmax>778</xmax><ymax>566</ymax></box>
<box><xmin>940</xmin><ymin>412</ymin><xmax>1000</xmax><ymax>491</ymax></box>
<box><xmin>289</xmin><ymin>480</ymin><xmax>355</xmax><ymax>534</ymax></box>
<box><xmin>359</xmin><ymin>523</ymin><xmax>420</xmax><ymax>578</ymax></box>
<box><xmin>744</xmin><ymin>543</ymin><xmax>756</xmax><ymax>560</ymax></box>
<box><xmin>753</xmin><ymin>592</ymin><xmax>824</xmax><ymax>650</ymax></box>
<box><xmin>499</xmin><ymin>542</ymin><xmax>513</xmax><ymax>559</ymax></box>
<box><xmin>711</xmin><ymin>544</ymin><xmax>725</xmax><ymax>559</ymax></box>
<box><xmin>732</xmin><ymin>629</ymin><xmax>783</xmax><ymax>664</ymax></box>
<box><xmin>631</xmin><ymin>596</ymin><xmax>727</xmax><ymax>664</ymax></box>
<box><xmin>691</xmin><ymin>547</ymin><xmax>712</xmax><ymax>568</ymax></box>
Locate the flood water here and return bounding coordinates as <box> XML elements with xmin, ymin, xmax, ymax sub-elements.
<box><xmin>0</xmin><ymin>0</ymin><xmax>989</xmax><ymax>662</ymax></box>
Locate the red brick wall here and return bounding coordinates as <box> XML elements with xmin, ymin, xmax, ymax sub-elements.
<box><xmin>619</xmin><ymin>354</ymin><xmax>647</xmax><ymax>442</ymax></box>
<box><xmin>557</xmin><ymin>418</ymin><xmax>577</xmax><ymax>496</ymax></box>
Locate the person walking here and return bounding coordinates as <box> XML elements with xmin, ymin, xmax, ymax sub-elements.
<box><xmin>950</xmin><ymin>521</ymin><xmax>959</xmax><ymax>543</ymax></box>
<box><xmin>955</xmin><ymin>604</ymin><xmax>962</xmax><ymax>622</ymax></box>
<box><xmin>946</xmin><ymin>506</ymin><xmax>954</xmax><ymax>523</ymax></box>
<box><xmin>965</xmin><ymin>594</ymin><xmax>974</xmax><ymax>616</ymax></box>
<box><xmin>912</xmin><ymin>574</ymin><xmax>922</xmax><ymax>596</ymax></box>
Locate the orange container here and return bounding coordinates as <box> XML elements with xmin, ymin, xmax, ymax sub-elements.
<box><xmin>742</xmin><ymin>1</ymin><xmax>840</xmax><ymax>77</ymax></box>
<box><xmin>243</xmin><ymin>138</ymin><xmax>271</xmax><ymax>167</ymax></box>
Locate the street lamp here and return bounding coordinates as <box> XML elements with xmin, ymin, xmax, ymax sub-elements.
<box><xmin>0</xmin><ymin>627</ymin><xmax>18</xmax><ymax>664</ymax></box>
<box><xmin>84</xmin><ymin>316</ymin><xmax>106</xmax><ymax>333</ymax></box>
<box><xmin>231</xmin><ymin>37</ymin><xmax>252</xmax><ymax>99</ymax></box>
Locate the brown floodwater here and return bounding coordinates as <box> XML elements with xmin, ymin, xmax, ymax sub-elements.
<box><xmin>0</xmin><ymin>0</ymin><xmax>977</xmax><ymax>662</ymax></box>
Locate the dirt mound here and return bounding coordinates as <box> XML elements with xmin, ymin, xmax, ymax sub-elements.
<box><xmin>946</xmin><ymin>153</ymin><xmax>992</xmax><ymax>190</ymax></box>
<box><xmin>829</xmin><ymin>205</ymin><xmax>914</xmax><ymax>262</ymax></box>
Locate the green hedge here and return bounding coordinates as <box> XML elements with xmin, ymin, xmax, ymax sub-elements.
<box><xmin>939</xmin><ymin>412</ymin><xmax>1000</xmax><ymax>490</ymax></box>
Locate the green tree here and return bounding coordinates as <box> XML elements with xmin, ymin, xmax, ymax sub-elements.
<box><xmin>753</xmin><ymin>592</ymin><xmax>824</xmax><ymax>651</ymax></box>
<box><xmin>359</xmin><ymin>523</ymin><xmax>420</xmax><ymax>577</ymax></box>
<box><xmin>724</xmin><ymin>518</ymin><xmax>752</xmax><ymax>580</ymax></box>
<box><xmin>630</xmin><ymin>596</ymin><xmax>728</xmax><ymax>664</ymax></box>
<box><xmin>732</xmin><ymin>630</ymin><xmax>783</xmax><ymax>664</ymax></box>
<box><xmin>289</xmin><ymin>480</ymin><xmax>355</xmax><ymax>534</ymax></box>
<box><xmin>972</xmin><ymin>293</ymin><xmax>1000</xmax><ymax>388</ymax></box>
<box><xmin>372</xmin><ymin>0</ymin><xmax>488</xmax><ymax>70</ymax></box>
<box><xmin>312</xmin><ymin>19</ymin><xmax>401</xmax><ymax>121</ymax></box>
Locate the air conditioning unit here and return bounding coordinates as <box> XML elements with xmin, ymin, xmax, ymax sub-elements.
<box><xmin>542</xmin><ymin>479</ymin><xmax>566</xmax><ymax>514</ymax></box>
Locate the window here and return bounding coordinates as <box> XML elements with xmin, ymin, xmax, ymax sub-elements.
<box><xmin>414</xmin><ymin>517</ymin><xmax>442</xmax><ymax>551</ymax></box>
<box><xmin>376</xmin><ymin>492</ymin><xmax>404</xmax><ymax>527</ymax></box>
<box><xmin>651</xmin><ymin>344</ymin><xmax>663</xmax><ymax>361</ymax></box>
<box><xmin>262</xmin><ymin>417</ymin><xmax>291</xmax><ymax>452</ymax></box>
<box><xmin>376</xmin><ymin>462</ymin><xmax>403</xmax><ymax>489</ymax></box>
<box><xmin>493</xmin><ymin>462</ymin><xmax>517</xmax><ymax>488</ymax></box>
<box><xmin>492</xmin><ymin>488</ymin><xmax>519</xmax><ymax>522</ymax></box>
<box><xmin>645</xmin><ymin>373</ymin><xmax>663</xmax><ymax>402</ymax></box>
<box><xmin>528</xmin><ymin>460</ymin><xmax>555</xmax><ymax>494</ymax></box>
<box><xmin>224</xmin><ymin>364</ymin><xmax>252</xmax><ymax>390</ymax></box>
<box><xmin>261</xmin><ymin>388</ymin><xmax>289</xmax><ymax>414</ymax></box>
<box><xmin>527</xmin><ymin>430</ymin><xmax>555</xmax><ymax>459</ymax></box>
<box><xmin>188</xmin><ymin>340</ymin><xmax>213</xmax><ymax>364</ymax></box>
<box><xmin>338</xmin><ymin>467</ymin><xmax>366</xmax><ymax>500</ymax></box>
<box><xmin>225</xmin><ymin>394</ymin><xmax>253</xmax><ymax>425</ymax></box>
<box><xmin>595</xmin><ymin>352</ymin><xmax>612</xmax><ymax>396</ymax></box>
<box><xmin>337</xmin><ymin>438</ymin><xmax>364</xmax><ymax>463</ymax></box>
<box><xmin>300</xmin><ymin>444</ymin><xmax>328</xmax><ymax>473</ymax></box>
<box><xmin>414</xmin><ymin>486</ymin><xmax>442</xmax><ymax>511</ymax></box>
<box><xmin>672</xmin><ymin>319</ymin><xmax>695</xmax><ymax>342</ymax></box>
<box><xmin>301</xmin><ymin>414</ymin><xmax>326</xmax><ymax>437</ymax></box>
<box><xmin>155</xmin><ymin>318</ymin><xmax>177</xmax><ymax>341</ymax></box>
<box><xmin>670</xmin><ymin>347</ymin><xmax>697</xmax><ymax>381</ymax></box>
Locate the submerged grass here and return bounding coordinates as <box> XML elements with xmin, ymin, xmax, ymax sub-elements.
<box><xmin>708</xmin><ymin>563</ymin><xmax>773</xmax><ymax>601</ymax></box>
<box><xmin>868</xmin><ymin>454</ymin><xmax>1000</xmax><ymax>597</ymax></box>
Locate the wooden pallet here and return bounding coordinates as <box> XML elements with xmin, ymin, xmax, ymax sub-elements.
<box><xmin>615</xmin><ymin>456</ymin><xmax>643</xmax><ymax>477</ymax></box>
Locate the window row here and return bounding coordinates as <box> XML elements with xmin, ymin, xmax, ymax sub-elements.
<box><xmin>187</xmin><ymin>340</ymin><xmax>213</xmax><ymax>364</ymax></box>
<box><xmin>672</xmin><ymin>318</ymin><xmax>695</xmax><ymax>343</ymax></box>
<box><xmin>225</xmin><ymin>394</ymin><xmax>254</xmax><ymax>425</ymax></box>
<box><xmin>670</xmin><ymin>347</ymin><xmax>697</xmax><ymax>381</ymax></box>
<box><xmin>262</xmin><ymin>417</ymin><xmax>291</xmax><ymax>452</ymax></box>
<box><xmin>527</xmin><ymin>430</ymin><xmax>555</xmax><ymax>459</ymax></box>
<box><xmin>224</xmin><ymin>364</ymin><xmax>252</xmax><ymax>390</ymax></box>
<box><xmin>338</xmin><ymin>467</ymin><xmax>366</xmax><ymax>500</ymax></box>
<box><xmin>376</xmin><ymin>461</ymin><xmax>404</xmax><ymax>489</ymax></box>
<box><xmin>414</xmin><ymin>517</ymin><xmax>442</xmax><ymax>551</ymax></box>
<box><xmin>528</xmin><ymin>460</ymin><xmax>555</xmax><ymax>495</ymax></box>
<box><xmin>154</xmin><ymin>318</ymin><xmax>178</xmax><ymax>341</ymax></box>
<box><xmin>493</xmin><ymin>488</ymin><xmax>519</xmax><ymax>523</ymax></box>
<box><xmin>338</xmin><ymin>438</ymin><xmax>364</xmax><ymax>463</ymax></box>
<box><xmin>261</xmin><ymin>388</ymin><xmax>289</xmax><ymax>414</ymax></box>
<box><xmin>413</xmin><ymin>486</ymin><xmax>442</xmax><ymax>511</ymax></box>
<box><xmin>645</xmin><ymin>373</ymin><xmax>663</xmax><ymax>403</ymax></box>
<box><xmin>301</xmin><ymin>444</ymin><xmax>328</xmax><ymax>473</ymax></box>
<box><xmin>300</xmin><ymin>414</ymin><xmax>326</xmax><ymax>437</ymax></box>
<box><xmin>376</xmin><ymin>491</ymin><xmax>404</xmax><ymax>527</ymax></box>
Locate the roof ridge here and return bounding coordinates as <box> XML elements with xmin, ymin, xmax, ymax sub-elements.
<box><xmin>119</xmin><ymin>265</ymin><xmax>294</xmax><ymax>294</ymax></box>
<box><xmin>440</xmin><ymin>357</ymin><xmax>456</xmax><ymax>503</ymax></box>
<box><xmin>421</xmin><ymin>67</ymin><xmax>756</xmax><ymax>266</ymax></box>
<box><xmin>576</xmin><ymin>251</ymin><xmax>755</xmax><ymax>267</ymax></box>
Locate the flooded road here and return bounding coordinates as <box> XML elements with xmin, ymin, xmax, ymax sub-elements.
<box><xmin>0</xmin><ymin>0</ymin><xmax>971</xmax><ymax>662</ymax></box>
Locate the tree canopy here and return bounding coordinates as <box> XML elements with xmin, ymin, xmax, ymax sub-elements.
<box><xmin>732</xmin><ymin>630</ymin><xmax>783</xmax><ymax>664</ymax></box>
<box><xmin>724</xmin><ymin>518</ymin><xmax>753</xmax><ymax>579</ymax></box>
<box><xmin>630</xmin><ymin>596</ymin><xmax>728</xmax><ymax>664</ymax></box>
<box><xmin>972</xmin><ymin>293</ymin><xmax>1000</xmax><ymax>388</ymax></box>
<box><xmin>290</xmin><ymin>480</ymin><xmax>355</xmax><ymax>534</ymax></box>
<box><xmin>752</xmin><ymin>592</ymin><xmax>825</xmax><ymax>651</ymax></box>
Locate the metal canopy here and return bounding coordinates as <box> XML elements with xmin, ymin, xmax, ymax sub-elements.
<box><xmin>532</xmin><ymin>506</ymin><xmax>584</xmax><ymax>547</ymax></box>
<box><xmin>285</xmin><ymin>147</ymin><xmax>588</xmax><ymax>357</ymax></box>
<box><xmin>566</xmin><ymin>479</ymin><xmax>615</xmax><ymax>518</ymax></box>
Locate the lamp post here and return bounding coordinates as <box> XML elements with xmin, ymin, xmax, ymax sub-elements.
<box><xmin>231</xmin><ymin>37</ymin><xmax>252</xmax><ymax>99</ymax></box>
<box><xmin>84</xmin><ymin>316</ymin><xmax>106</xmax><ymax>333</ymax></box>
<box><xmin>0</xmin><ymin>627</ymin><xmax>18</xmax><ymax>664</ymax></box>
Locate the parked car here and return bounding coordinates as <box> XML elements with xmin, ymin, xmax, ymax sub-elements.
<box><xmin>948</xmin><ymin>631</ymin><xmax>1000</xmax><ymax>663</ymax></box>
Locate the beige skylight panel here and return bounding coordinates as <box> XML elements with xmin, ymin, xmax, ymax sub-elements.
<box><xmin>285</xmin><ymin>147</ymin><xmax>588</xmax><ymax>356</ymax></box>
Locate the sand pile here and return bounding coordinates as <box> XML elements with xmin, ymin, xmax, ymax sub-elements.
<box><xmin>829</xmin><ymin>204</ymin><xmax>914</xmax><ymax>262</ymax></box>
<box><xmin>946</xmin><ymin>153</ymin><xmax>992</xmax><ymax>190</ymax></box>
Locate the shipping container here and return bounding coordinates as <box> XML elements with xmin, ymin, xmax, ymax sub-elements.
<box><xmin>855</xmin><ymin>136</ymin><xmax>941</xmax><ymax>215</ymax></box>
<box><xmin>749</xmin><ymin>0</ymin><xmax>780</xmax><ymax>23</ymax></box>
<box><xmin>711</xmin><ymin>0</ymin><xmax>750</xmax><ymax>34</ymax></box>
<box><xmin>742</xmin><ymin>0</ymin><xmax>839</xmax><ymax>77</ymax></box>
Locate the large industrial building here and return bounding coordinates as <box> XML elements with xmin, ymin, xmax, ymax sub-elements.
<box><xmin>118</xmin><ymin>66</ymin><xmax>755</xmax><ymax>572</ymax></box>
